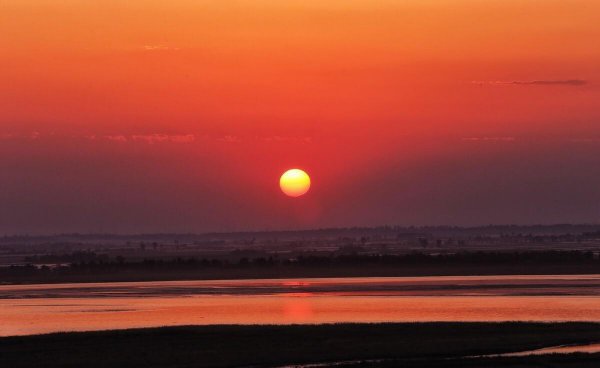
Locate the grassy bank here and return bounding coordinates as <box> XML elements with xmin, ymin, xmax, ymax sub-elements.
<box><xmin>1</xmin><ymin>323</ymin><xmax>600</xmax><ymax>367</ymax></box>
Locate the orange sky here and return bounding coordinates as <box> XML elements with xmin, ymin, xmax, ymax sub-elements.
<box><xmin>1</xmin><ymin>1</ymin><xmax>600</xmax><ymax>233</ymax></box>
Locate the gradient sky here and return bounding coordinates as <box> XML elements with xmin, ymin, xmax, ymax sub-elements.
<box><xmin>1</xmin><ymin>0</ymin><xmax>600</xmax><ymax>234</ymax></box>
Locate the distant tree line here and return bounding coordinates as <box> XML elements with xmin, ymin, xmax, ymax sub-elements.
<box><xmin>3</xmin><ymin>250</ymin><xmax>599</xmax><ymax>281</ymax></box>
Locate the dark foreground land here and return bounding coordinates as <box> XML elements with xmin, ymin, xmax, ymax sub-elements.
<box><xmin>2</xmin><ymin>323</ymin><xmax>600</xmax><ymax>367</ymax></box>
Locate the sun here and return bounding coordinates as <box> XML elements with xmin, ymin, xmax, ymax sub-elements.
<box><xmin>280</xmin><ymin>169</ymin><xmax>311</xmax><ymax>197</ymax></box>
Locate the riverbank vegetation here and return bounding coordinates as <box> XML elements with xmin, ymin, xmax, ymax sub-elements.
<box><xmin>2</xmin><ymin>250</ymin><xmax>600</xmax><ymax>284</ymax></box>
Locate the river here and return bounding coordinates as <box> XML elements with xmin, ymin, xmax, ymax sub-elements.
<box><xmin>2</xmin><ymin>275</ymin><xmax>600</xmax><ymax>336</ymax></box>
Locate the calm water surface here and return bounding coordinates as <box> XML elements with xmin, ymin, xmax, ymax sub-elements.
<box><xmin>2</xmin><ymin>275</ymin><xmax>600</xmax><ymax>336</ymax></box>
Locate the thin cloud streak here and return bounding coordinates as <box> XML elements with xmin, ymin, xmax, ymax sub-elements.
<box><xmin>473</xmin><ymin>79</ymin><xmax>587</xmax><ymax>86</ymax></box>
<box><xmin>131</xmin><ymin>134</ymin><xmax>196</xmax><ymax>144</ymax></box>
<box><xmin>142</xmin><ymin>45</ymin><xmax>180</xmax><ymax>51</ymax></box>
<box><xmin>462</xmin><ymin>137</ymin><xmax>516</xmax><ymax>142</ymax></box>
<box><xmin>0</xmin><ymin>132</ymin><xmax>314</xmax><ymax>145</ymax></box>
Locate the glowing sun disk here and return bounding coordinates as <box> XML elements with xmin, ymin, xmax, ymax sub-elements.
<box><xmin>280</xmin><ymin>169</ymin><xmax>311</xmax><ymax>197</ymax></box>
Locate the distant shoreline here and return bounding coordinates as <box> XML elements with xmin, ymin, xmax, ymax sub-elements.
<box><xmin>4</xmin><ymin>264</ymin><xmax>600</xmax><ymax>285</ymax></box>
<box><xmin>3</xmin><ymin>223</ymin><xmax>600</xmax><ymax>240</ymax></box>
<box><xmin>3</xmin><ymin>250</ymin><xmax>600</xmax><ymax>285</ymax></box>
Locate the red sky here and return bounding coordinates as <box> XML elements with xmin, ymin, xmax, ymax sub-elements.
<box><xmin>1</xmin><ymin>0</ymin><xmax>600</xmax><ymax>233</ymax></box>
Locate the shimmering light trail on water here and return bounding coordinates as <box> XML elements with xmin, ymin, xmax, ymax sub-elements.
<box><xmin>3</xmin><ymin>275</ymin><xmax>600</xmax><ymax>336</ymax></box>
